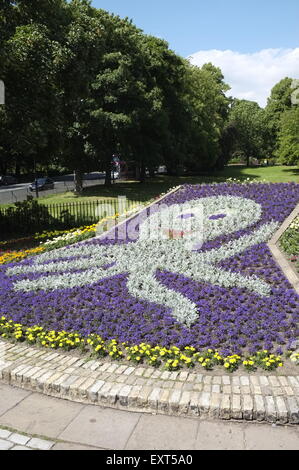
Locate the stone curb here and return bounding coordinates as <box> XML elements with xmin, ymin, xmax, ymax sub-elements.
<box><xmin>268</xmin><ymin>202</ymin><xmax>299</xmax><ymax>294</ymax></box>
<box><xmin>0</xmin><ymin>341</ymin><xmax>298</xmax><ymax>425</ymax></box>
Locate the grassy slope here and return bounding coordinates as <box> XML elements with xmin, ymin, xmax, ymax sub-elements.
<box><xmin>0</xmin><ymin>165</ymin><xmax>298</xmax><ymax>208</ymax></box>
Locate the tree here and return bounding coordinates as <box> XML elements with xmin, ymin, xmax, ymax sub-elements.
<box><xmin>128</xmin><ymin>35</ymin><xmax>186</xmax><ymax>180</ymax></box>
<box><xmin>184</xmin><ymin>63</ymin><xmax>230</xmax><ymax>172</ymax></box>
<box><xmin>275</xmin><ymin>106</ymin><xmax>299</xmax><ymax>165</ymax></box>
<box><xmin>52</xmin><ymin>0</ymin><xmax>107</xmax><ymax>192</ymax></box>
<box><xmin>266</xmin><ymin>77</ymin><xmax>294</xmax><ymax>116</ymax></box>
<box><xmin>215</xmin><ymin>121</ymin><xmax>238</xmax><ymax>169</ymax></box>
<box><xmin>87</xmin><ymin>13</ymin><xmax>150</xmax><ymax>186</ymax></box>
<box><xmin>228</xmin><ymin>99</ymin><xmax>267</xmax><ymax>166</ymax></box>
<box><xmin>0</xmin><ymin>0</ymin><xmax>236</xmax><ymax>185</ymax></box>
<box><xmin>265</xmin><ymin>77</ymin><xmax>294</xmax><ymax>157</ymax></box>
<box><xmin>1</xmin><ymin>22</ymin><xmax>60</xmax><ymax>175</ymax></box>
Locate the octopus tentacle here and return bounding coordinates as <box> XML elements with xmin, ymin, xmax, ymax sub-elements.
<box><xmin>12</xmin><ymin>263</ymin><xmax>123</xmax><ymax>292</ymax></box>
<box><xmin>126</xmin><ymin>268</ymin><xmax>198</xmax><ymax>327</ymax></box>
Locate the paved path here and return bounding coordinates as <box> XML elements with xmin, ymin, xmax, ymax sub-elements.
<box><xmin>0</xmin><ymin>383</ymin><xmax>298</xmax><ymax>450</ymax></box>
<box><xmin>1</xmin><ymin>341</ymin><xmax>299</xmax><ymax>426</ymax></box>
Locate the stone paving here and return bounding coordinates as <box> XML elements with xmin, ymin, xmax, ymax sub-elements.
<box><xmin>0</xmin><ymin>383</ymin><xmax>298</xmax><ymax>450</ymax></box>
<box><xmin>0</xmin><ymin>428</ymin><xmax>55</xmax><ymax>450</ymax></box>
<box><xmin>1</xmin><ymin>340</ymin><xmax>299</xmax><ymax>425</ymax></box>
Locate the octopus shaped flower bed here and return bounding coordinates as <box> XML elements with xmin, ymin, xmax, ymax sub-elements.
<box><xmin>0</xmin><ymin>182</ymin><xmax>299</xmax><ymax>371</ymax></box>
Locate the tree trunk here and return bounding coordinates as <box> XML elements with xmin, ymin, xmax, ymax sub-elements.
<box><xmin>74</xmin><ymin>169</ymin><xmax>83</xmax><ymax>195</ymax></box>
<box><xmin>15</xmin><ymin>162</ymin><xmax>21</xmax><ymax>178</ymax></box>
<box><xmin>149</xmin><ymin>167</ymin><xmax>156</xmax><ymax>178</ymax></box>
<box><xmin>134</xmin><ymin>164</ymin><xmax>140</xmax><ymax>181</ymax></box>
<box><xmin>105</xmin><ymin>159</ymin><xmax>112</xmax><ymax>186</ymax></box>
<box><xmin>139</xmin><ymin>162</ymin><xmax>146</xmax><ymax>183</ymax></box>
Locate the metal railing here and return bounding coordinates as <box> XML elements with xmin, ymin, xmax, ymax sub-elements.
<box><xmin>0</xmin><ymin>197</ymin><xmax>142</xmax><ymax>239</ymax></box>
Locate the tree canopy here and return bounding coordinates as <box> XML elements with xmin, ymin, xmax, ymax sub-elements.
<box><xmin>0</xmin><ymin>0</ymin><xmax>298</xmax><ymax>187</ymax></box>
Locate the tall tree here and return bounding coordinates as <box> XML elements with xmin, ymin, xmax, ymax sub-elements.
<box><xmin>54</xmin><ymin>0</ymin><xmax>106</xmax><ymax>192</ymax></box>
<box><xmin>265</xmin><ymin>77</ymin><xmax>294</xmax><ymax>157</ymax></box>
<box><xmin>184</xmin><ymin>63</ymin><xmax>230</xmax><ymax>172</ymax></box>
<box><xmin>1</xmin><ymin>22</ymin><xmax>59</xmax><ymax>175</ymax></box>
<box><xmin>275</xmin><ymin>106</ymin><xmax>299</xmax><ymax>166</ymax></box>
<box><xmin>228</xmin><ymin>99</ymin><xmax>267</xmax><ymax>166</ymax></box>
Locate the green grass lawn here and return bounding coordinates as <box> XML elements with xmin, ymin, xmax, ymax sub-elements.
<box><xmin>0</xmin><ymin>164</ymin><xmax>298</xmax><ymax>245</ymax></box>
<box><xmin>1</xmin><ymin>165</ymin><xmax>298</xmax><ymax>209</ymax></box>
<box><xmin>36</xmin><ymin>165</ymin><xmax>298</xmax><ymax>205</ymax></box>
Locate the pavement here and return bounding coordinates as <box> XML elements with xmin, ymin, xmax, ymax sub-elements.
<box><xmin>0</xmin><ymin>382</ymin><xmax>298</xmax><ymax>450</ymax></box>
<box><xmin>1</xmin><ymin>340</ymin><xmax>299</xmax><ymax>425</ymax></box>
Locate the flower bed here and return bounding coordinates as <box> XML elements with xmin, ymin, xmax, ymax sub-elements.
<box><xmin>279</xmin><ymin>216</ymin><xmax>299</xmax><ymax>272</ymax></box>
<box><xmin>0</xmin><ymin>182</ymin><xmax>299</xmax><ymax>372</ymax></box>
<box><xmin>0</xmin><ymin>202</ymin><xmax>145</xmax><ymax>264</ymax></box>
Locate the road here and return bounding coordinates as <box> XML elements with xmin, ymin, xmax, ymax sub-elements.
<box><xmin>0</xmin><ymin>172</ymin><xmax>111</xmax><ymax>205</ymax></box>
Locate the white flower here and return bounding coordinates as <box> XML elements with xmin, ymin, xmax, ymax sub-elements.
<box><xmin>7</xmin><ymin>195</ymin><xmax>279</xmax><ymax>327</ymax></box>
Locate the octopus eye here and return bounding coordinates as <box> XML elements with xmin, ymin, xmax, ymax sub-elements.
<box><xmin>209</xmin><ymin>213</ymin><xmax>226</xmax><ymax>220</ymax></box>
<box><xmin>178</xmin><ymin>213</ymin><xmax>195</xmax><ymax>220</ymax></box>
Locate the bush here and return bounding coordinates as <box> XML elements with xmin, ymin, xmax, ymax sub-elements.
<box><xmin>0</xmin><ymin>196</ymin><xmax>55</xmax><ymax>238</ymax></box>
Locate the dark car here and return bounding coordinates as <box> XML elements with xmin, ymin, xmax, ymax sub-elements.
<box><xmin>0</xmin><ymin>175</ymin><xmax>18</xmax><ymax>186</ymax></box>
<box><xmin>29</xmin><ymin>177</ymin><xmax>54</xmax><ymax>192</ymax></box>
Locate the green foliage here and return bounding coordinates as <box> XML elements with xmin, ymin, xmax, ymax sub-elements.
<box><xmin>184</xmin><ymin>63</ymin><xmax>230</xmax><ymax>172</ymax></box>
<box><xmin>0</xmin><ymin>196</ymin><xmax>54</xmax><ymax>237</ymax></box>
<box><xmin>266</xmin><ymin>78</ymin><xmax>294</xmax><ymax>117</ymax></box>
<box><xmin>0</xmin><ymin>1</ymin><xmax>297</xmax><ymax>184</ymax></box>
<box><xmin>228</xmin><ymin>99</ymin><xmax>267</xmax><ymax>165</ymax></box>
<box><xmin>276</xmin><ymin>106</ymin><xmax>299</xmax><ymax>165</ymax></box>
<box><xmin>264</xmin><ymin>78</ymin><xmax>295</xmax><ymax>157</ymax></box>
<box><xmin>0</xmin><ymin>0</ymin><xmax>233</xmax><ymax>182</ymax></box>
<box><xmin>280</xmin><ymin>218</ymin><xmax>299</xmax><ymax>256</ymax></box>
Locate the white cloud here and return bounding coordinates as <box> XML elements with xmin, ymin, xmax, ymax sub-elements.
<box><xmin>188</xmin><ymin>48</ymin><xmax>299</xmax><ymax>108</ymax></box>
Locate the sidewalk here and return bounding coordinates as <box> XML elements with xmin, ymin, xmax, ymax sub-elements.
<box><xmin>0</xmin><ymin>383</ymin><xmax>298</xmax><ymax>450</ymax></box>
<box><xmin>1</xmin><ymin>341</ymin><xmax>299</xmax><ymax>425</ymax></box>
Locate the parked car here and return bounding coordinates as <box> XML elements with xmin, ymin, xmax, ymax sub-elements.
<box><xmin>29</xmin><ymin>177</ymin><xmax>54</xmax><ymax>192</ymax></box>
<box><xmin>0</xmin><ymin>175</ymin><xmax>18</xmax><ymax>186</ymax></box>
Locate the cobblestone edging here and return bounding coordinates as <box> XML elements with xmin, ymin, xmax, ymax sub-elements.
<box><xmin>0</xmin><ymin>341</ymin><xmax>299</xmax><ymax>425</ymax></box>
<box><xmin>0</xmin><ymin>428</ymin><xmax>55</xmax><ymax>450</ymax></box>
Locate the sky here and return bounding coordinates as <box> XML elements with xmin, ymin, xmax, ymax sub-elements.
<box><xmin>92</xmin><ymin>0</ymin><xmax>299</xmax><ymax>107</ymax></box>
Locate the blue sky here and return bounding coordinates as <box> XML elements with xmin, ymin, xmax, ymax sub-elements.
<box><xmin>91</xmin><ymin>0</ymin><xmax>299</xmax><ymax>106</ymax></box>
<box><xmin>92</xmin><ymin>0</ymin><xmax>299</xmax><ymax>57</ymax></box>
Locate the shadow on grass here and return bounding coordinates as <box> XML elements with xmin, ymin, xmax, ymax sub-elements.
<box><xmin>80</xmin><ymin>176</ymin><xmax>213</xmax><ymax>202</ymax></box>
<box><xmin>282</xmin><ymin>168</ymin><xmax>299</xmax><ymax>175</ymax></box>
<box><xmin>37</xmin><ymin>165</ymin><xmax>298</xmax><ymax>205</ymax></box>
<box><xmin>80</xmin><ymin>170</ymin><xmax>262</xmax><ymax>202</ymax></box>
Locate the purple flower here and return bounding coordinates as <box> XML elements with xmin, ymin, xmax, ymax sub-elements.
<box><xmin>0</xmin><ymin>182</ymin><xmax>298</xmax><ymax>356</ymax></box>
